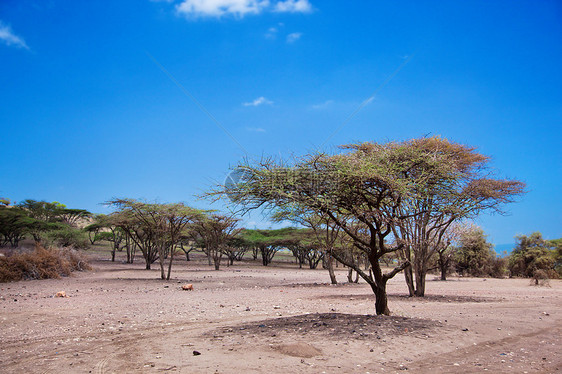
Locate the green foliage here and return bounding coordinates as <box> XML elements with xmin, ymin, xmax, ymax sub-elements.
<box><xmin>508</xmin><ymin>232</ymin><xmax>559</xmax><ymax>278</ymax></box>
<box><xmin>549</xmin><ymin>238</ymin><xmax>562</xmax><ymax>276</ymax></box>
<box><xmin>0</xmin><ymin>207</ymin><xmax>31</xmax><ymax>247</ymax></box>
<box><xmin>17</xmin><ymin>200</ymin><xmax>65</xmax><ymax>222</ymax></box>
<box><xmin>454</xmin><ymin>226</ymin><xmax>505</xmax><ymax>277</ymax></box>
<box><xmin>216</xmin><ymin>137</ymin><xmax>525</xmax><ymax>314</ymax></box>
<box><xmin>106</xmin><ymin>198</ymin><xmax>201</xmax><ymax>278</ymax></box>
<box><xmin>46</xmin><ymin>226</ymin><xmax>90</xmax><ymax>249</ymax></box>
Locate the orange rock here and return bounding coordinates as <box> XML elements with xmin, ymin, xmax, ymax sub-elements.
<box><xmin>55</xmin><ymin>291</ymin><xmax>67</xmax><ymax>298</ymax></box>
<box><xmin>182</xmin><ymin>284</ymin><xmax>193</xmax><ymax>291</ymax></box>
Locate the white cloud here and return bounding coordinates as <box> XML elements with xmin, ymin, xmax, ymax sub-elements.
<box><xmin>175</xmin><ymin>0</ymin><xmax>312</xmax><ymax>17</ymax></box>
<box><xmin>176</xmin><ymin>0</ymin><xmax>270</xmax><ymax>17</ymax></box>
<box><xmin>265</xmin><ymin>26</ymin><xmax>277</xmax><ymax>39</ymax></box>
<box><xmin>243</xmin><ymin>96</ymin><xmax>273</xmax><ymax>106</ymax></box>
<box><xmin>245</xmin><ymin>127</ymin><xmax>266</xmax><ymax>132</ymax></box>
<box><xmin>311</xmin><ymin>100</ymin><xmax>334</xmax><ymax>110</ymax></box>
<box><xmin>0</xmin><ymin>21</ymin><xmax>28</xmax><ymax>49</ymax></box>
<box><xmin>286</xmin><ymin>32</ymin><xmax>302</xmax><ymax>43</ymax></box>
<box><xmin>275</xmin><ymin>0</ymin><xmax>312</xmax><ymax>13</ymax></box>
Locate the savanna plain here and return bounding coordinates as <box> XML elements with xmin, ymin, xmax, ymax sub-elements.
<box><xmin>1</xmin><ymin>249</ymin><xmax>560</xmax><ymax>374</ymax></box>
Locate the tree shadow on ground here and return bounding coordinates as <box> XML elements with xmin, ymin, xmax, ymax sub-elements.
<box><xmin>316</xmin><ymin>293</ymin><xmax>502</xmax><ymax>303</ymax></box>
<box><xmin>209</xmin><ymin>313</ymin><xmax>444</xmax><ymax>341</ymax></box>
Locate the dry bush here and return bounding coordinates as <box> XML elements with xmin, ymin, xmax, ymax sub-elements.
<box><xmin>0</xmin><ymin>245</ymin><xmax>91</xmax><ymax>282</ymax></box>
<box><xmin>530</xmin><ymin>269</ymin><xmax>551</xmax><ymax>287</ymax></box>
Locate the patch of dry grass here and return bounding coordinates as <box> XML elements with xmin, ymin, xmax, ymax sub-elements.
<box><xmin>0</xmin><ymin>244</ymin><xmax>90</xmax><ymax>282</ymax></box>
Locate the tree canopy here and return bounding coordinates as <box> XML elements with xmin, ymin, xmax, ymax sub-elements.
<box><xmin>212</xmin><ymin>137</ymin><xmax>525</xmax><ymax>314</ymax></box>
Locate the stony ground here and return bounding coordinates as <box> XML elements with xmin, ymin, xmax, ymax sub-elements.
<box><xmin>0</xmin><ymin>252</ymin><xmax>560</xmax><ymax>373</ymax></box>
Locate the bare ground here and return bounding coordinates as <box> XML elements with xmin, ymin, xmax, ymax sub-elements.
<box><xmin>0</xmin><ymin>253</ymin><xmax>560</xmax><ymax>374</ymax></box>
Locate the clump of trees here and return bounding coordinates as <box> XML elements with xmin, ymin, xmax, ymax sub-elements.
<box><xmin>453</xmin><ymin>225</ymin><xmax>506</xmax><ymax>278</ymax></box>
<box><xmin>0</xmin><ymin>199</ymin><xmax>91</xmax><ymax>249</ymax></box>
<box><xmin>508</xmin><ymin>232</ymin><xmax>560</xmax><ymax>280</ymax></box>
<box><xmin>105</xmin><ymin>199</ymin><xmax>201</xmax><ymax>280</ymax></box>
<box><xmin>188</xmin><ymin>213</ymin><xmax>241</xmax><ymax>270</ymax></box>
<box><xmin>213</xmin><ymin>137</ymin><xmax>525</xmax><ymax>314</ymax></box>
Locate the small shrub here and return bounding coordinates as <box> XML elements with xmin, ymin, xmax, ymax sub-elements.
<box><xmin>46</xmin><ymin>227</ymin><xmax>90</xmax><ymax>249</ymax></box>
<box><xmin>531</xmin><ymin>269</ymin><xmax>551</xmax><ymax>287</ymax></box>
<box><xmin>0</xmin><ymin>245</ymin><xmax>91</xmax><ymax>282</ymax></box>
<box><xmin>489</xmin><ymin>257</ymin><xmax>508</xmax><ymax>278</ymax></box>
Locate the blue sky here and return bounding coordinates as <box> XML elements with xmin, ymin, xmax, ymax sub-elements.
<box><xmin>0</xmin><ymin>0</ymin><xmax>560</xmax><ymax>248</ymax></box>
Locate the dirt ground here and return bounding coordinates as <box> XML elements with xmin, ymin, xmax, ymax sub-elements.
<box><xmin>0</xmin><ymin>252</ymin><xmax>560</xmax><ymax>374</ymax></box>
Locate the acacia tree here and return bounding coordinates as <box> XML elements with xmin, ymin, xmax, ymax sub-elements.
<box><xmin>389</xmin><ymin>138</ymin><xmax>525</xmax><ymax>296</ymax></box>
<box><xmin>107</xmin><ymin>199</ymin><xmax>199</xmax><ymax>279</ymax></box>
<box><xmin>60</xmin><ymin>208</ymin><xmax>92</xmax><ymax>227</ymax></box>
<box><xmin>508</xmin><ymin>232</ymin><xmax>559</xmax><ymax>279</ymax></box>
<box><xmin>189</xmin><ymin>213</ymin><xmax>240</xmax><ymax>270</ymax></box>
<box><xmin>16</xmin><ymin>200</ymin><xmax>66</xmax><ymax>244</ymax></box>
<box><xmin>84</xmin><ymin>214</ymin><xmax>106</xmax><ymax>245</ymax></box>
<box><xmin>0</xmin><ymin>206</ymin><xmax>32</xmax><ymax>247</ymax></box>
<box><xmin>274</xmin><ymin>209</ymin><xmax>342</xmax><ymax>283</ymax></box>
<box><xmin>212</xmin><ymin>137</ymin><xmax>524</xmax><ymax>314</ymax></box>
<box><xmin>238</xmin><ymin>228</ymin><xmax>298</xmax><ymax>266</ymax></box>
<box><xmin>454</xmin><ymin>225</ymin><xmax>500</xmax><ymax>277</ymax></box>
<box><xmin>212</xmin><ymin>142</ymin><xmax>424</xmax><ymax>315</ymax></box>
<box><xmin>434</xmin><ymin>223</ymin><xmax>465</xmax><ymax>281</ymax></box>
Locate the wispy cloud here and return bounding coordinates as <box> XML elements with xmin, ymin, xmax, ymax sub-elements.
<box><xmin>245</xmin><ymin>127</ymin><xmax>266</xmax><ymax>132</ymax></box>
<box><xmin>175</xmin><ymin>0</ymin><xmax>313</xmax><ymax>18</ymax></box>
<box><xmin>311</xmin><ymin>100</ymin><xmax>334</xmax><ymax>110</ymax></box>
<box><xmin>176</xmin><ymin>0</ymin><xmax>269</xmax><ymax>18</ymax></box>
<box><xmin>243</xmin><ymin>96</ymin><xmax>273</xmax><ymax>106</ymax></box>
<box><xmin>286</xmin><ymin>32</ymin><xmax>302</xmax><ymax>43</ymax></box>
<box><xmin>275</xmin><ymin>0</ymin><xmax>312</xmax><ymax>13</ymax></box>
<box><xmin>0</xmin><ymin>21</ymin><xmax>29</xmax><ymax>50</ymax></box>
<box><xmin>265</xmin><ymin>26</ymin><xmax>278</xmax><ymax>39</ymax></box>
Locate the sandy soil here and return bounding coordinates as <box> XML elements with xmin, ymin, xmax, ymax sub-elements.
<box><xmin>0</xmin><ymin>253</ymin><xmax>560</xmax><ymax>374</ymax></box>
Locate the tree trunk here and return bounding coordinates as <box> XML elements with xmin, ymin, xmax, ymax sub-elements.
<box><xmin>166</xmin><ymin>246</ymin><xmax>174</xmax><ymax>281</ymax></box>
<box><xmin>326</xmin><ymin>254</ymin><xmax>337</xmax><ymax>284</ymax></box>
<box><xmin>369</xmin><ymin>255</ymin><xmax>392</xmax><ymax>315</ymax></box>
<box><xmin>214</xmin><ymin>253</ymin><xmax>221</xmax><ymax>270</ymax></box>
<box><xmin>347</xmin><ymin>268</ymin><xmax>353</xmax><ymax>283</ymax></box>
<box><xmin>439</xmin><ymin>254</ymin><xmax>447</xmax><ymax>281</ymax></box>
<box><xmin>403</xmin><ymin>264</ymin><xmax>415</xmax><ymax>296</ymax></box>
<box><xmin>370</xmin><ymin>282</ymin><xmax>390</xmax><ymax>315</ymax></box>
<box><xmin>414</xmin><ymin>262</ymin><xmax>426</xmax><ymax>296</ymax></box>
<box><xmin>159</xmin><ymin>257</ymin><xmax>166</xmax><ymax>280</ymax></box>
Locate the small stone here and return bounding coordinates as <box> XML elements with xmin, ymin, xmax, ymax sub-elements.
<box><xmin>193</xmin><ymin>350</ymin><xmax>201</xmax><ymax>356</ymax></box>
